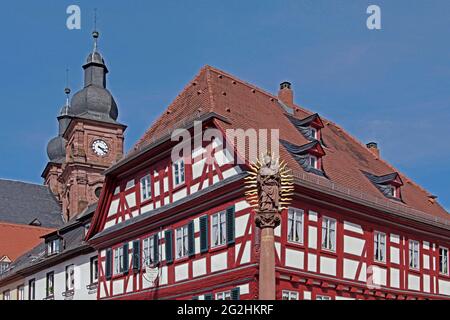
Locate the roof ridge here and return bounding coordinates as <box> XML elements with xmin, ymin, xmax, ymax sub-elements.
<box><xmin>205</xmin><ymin>67</ymin><xmax>216</xmax><ymax>113</ymax></box>
<box><xmin>0</xmin><ymin>178</ymin><xmax>46</xmax><ymax>188</ymax></box>
<box><xmin>133</xmin><ymin>66</ymin><xmax>211</xmax><ymax>151</ymax></box>
<box><xmin>0</xmin><ymin>222</ymin><xmax>55</xmax><ymax>231</ymax></box>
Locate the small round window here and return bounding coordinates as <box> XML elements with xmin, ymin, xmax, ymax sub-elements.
<box><xmin>95</xmin><ymin>187</ymin><xmax>102</xmax><ymax>199</ymax></box>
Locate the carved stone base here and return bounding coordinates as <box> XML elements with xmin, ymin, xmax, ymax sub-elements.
<box><xmin>255</xmin><ymin>210</ymin><xmax>281</xmax><ymax>229</ymax></box>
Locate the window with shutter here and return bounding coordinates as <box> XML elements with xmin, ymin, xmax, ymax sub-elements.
<box><xmin>153</xmin><ymin>234</ymin><xmax>159</xmax><ymax>264</ymax></box>
<box><xmin>105</xmin><ymin>249</ymin><xmax>112</xmax><ymax>280</ymax></box>
<box><xmin>200</xmin><ymin>216</ymin><xmax>209</xmax><ymax>253</ymax></box>
<box><xmin>231</xmin><ymin>287</ymin><xmax>240</xmax><ymax>300</ymax></box>
<box><xmin>204</xmin><ymin>293</ymin><xmax>213</xmax><ymax>300</ymax></box>
<box><xmin>188</xmin><ymin>221</ymin><xmax>195</xmax><ymax>257</ymax></box>
<box><xmin>226</xmin><ymin>206</ymin><xmax>235</xmax><ymax>245</ymax></box>
<box><xmin>132</xmin><ymin>240</ymin><xmax>141</xmax><ymax>271</ymax></box>
<box><xmin>123</xmin><ymin>243</ymin><xmax>129</xmax><ymax>274</ymax></box>
<box><xmin>165</xmin><ymin>230</ymin><xmax>173</xmax><ymax>264</ymax></box>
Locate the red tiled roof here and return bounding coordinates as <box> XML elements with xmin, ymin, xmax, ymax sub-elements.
<box><xmin>134</xmin><ymin>65</ymin><xmax>449</xmax><ymax>221</ymax></box>
<box><xmin>0</xmin><ymin>222</ymin><xmax>54</xmax><ymax>262</ymax></box>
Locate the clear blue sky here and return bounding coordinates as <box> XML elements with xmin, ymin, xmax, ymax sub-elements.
<box><xmin>0</xmin><ymin>1</ymin><xmax>449</xmax><ymax>211</ymax></box>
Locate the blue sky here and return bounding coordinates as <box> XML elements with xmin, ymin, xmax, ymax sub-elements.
<box><xmin>0</xmin><ymin>1</ymin><xmax>449</xmax><ymax>211</ymax></box>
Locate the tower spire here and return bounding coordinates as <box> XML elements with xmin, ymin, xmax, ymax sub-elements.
<box><xmin>92</xmin><ymin>8</ymin><xmax>99</xmax><ymax>53</ymax></box>
<box><xmin>64</xmin><ymin>68</ymin><xmax>71</xmax><ymax>109</ymax></box>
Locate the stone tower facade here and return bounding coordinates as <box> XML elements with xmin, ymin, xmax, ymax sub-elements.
<box><xmin>43</xmin><ymin>33</ymin><xmax>126</xmax><ymax>221</ymax></box>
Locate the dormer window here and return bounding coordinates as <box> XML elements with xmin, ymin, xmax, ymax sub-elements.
<box><xmin>363</xmin><ymin>171</ymin><xmax>403</xmax><ymax>201</ymax></box>
<box><xmin>281</xmin><ymin>140</ymin><xmax>326</xmax><ymax>177</ymax></box>
<box><xmin>46</xmin><ymin>238</ymin><xmax>62</xmax><ymax>256</ymax></box>
<box><xmin>285</xmin><ymin>113</ymin><xmax>325</xmax><ymax>143</ymax></box>
<box><xmin>0</xmin><ymin>261</ymin><xmax>10</xmax><ymax>275</ymax></box>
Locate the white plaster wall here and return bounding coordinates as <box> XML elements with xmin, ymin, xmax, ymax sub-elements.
<box><xmin>24</xmin><ymin>253</ymin><xmax>98</xmax><ymax>300</ymax></box>
<box><xmin>408</xmin><ymin>274</ymin><xmax>420</xmax><ymax>291</ymax></box>
<box><xmin>343</xmin><ymin>221</ymin><xmax>363</xmax><ymax>234</ymax></box>
<box><xmin>320</xmin><ymin>256</ymin><xmax>336</xmax><ymax>276</ymax></box>
<box><xmin>285</xmin><ymin>249</ymin><xmax>304</xmax><ymax>269</ymax></box>
<box><xmin>438</xmin><ymin>279</ymin><xmax>450</xmax><ymax>296</ymax></box>
<box><xmin>390</xmin><ymin>268</ymin><xmax>400</xmax><ymax>288</ymax></box>
<box><xmin>211</xmin><ymin>252</ymin><xmax>228</xmax><ymax>273</ymax></box>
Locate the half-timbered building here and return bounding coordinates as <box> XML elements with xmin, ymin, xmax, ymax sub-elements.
<box><xmin>87</xmin><ymin>65</ymin><xmax>450</xmax><ymax>300</ymax></box>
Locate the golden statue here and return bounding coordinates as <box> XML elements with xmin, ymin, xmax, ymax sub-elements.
<box><xmin>245</xmin><ymin>153</ymin><xmax>294</xmax><ymax>228</ymax></box>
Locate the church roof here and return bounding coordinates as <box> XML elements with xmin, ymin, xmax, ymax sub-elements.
<box><xmin>120</xmin><ymin>65</ymin><xmax>448</xmax><ymax>224</ymax></box>
<box><xmin>0</xmin><ymin>179</ymin><xmax>64</xmax><ymax>228</ymax></box>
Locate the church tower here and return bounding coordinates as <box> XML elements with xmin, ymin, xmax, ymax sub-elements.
<box><xmin>42</xmin><ymin>31</ymin><xmax>126</xmax><ymax>222</ymax></box>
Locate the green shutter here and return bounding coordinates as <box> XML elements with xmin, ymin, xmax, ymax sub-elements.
<box><xmin>132</xmin><ymin>240</ymin><xmax>140</xmax><ymax>271</ymax></box>
<box><xmin>204</xmin><ymin>293</ymin><xmax>213</xmax><ymax>300</ymax></box>
<box><xmin>200</xmin><ymin>216</ymin><xmax>209</xmax><ymax>253</ymax></box>
<box><xmin>153</xmin><ymin>234</ymin><xmax>159</xmax><ymax>264</ymax></box>
<box><xmin>192</xmin><ymin>296</ymin><xmax>199</xmax><ymax>300</ymax></box>
<box><xmin>165</xmin><ymin>230</ymin><xmax>173</xmax><ymax>264</ymax></box>
<box><xmin>123</xmin><ymin>243</ymin><xmax>129</xmax><ymax>274</ymax></box>
<box><xmin>105</xmin><ymin>249</ymin><xmax>112</xmax><ymax>280</ymax></box>
<box><xmin>231</xmin><ymin>287</ymin><xmax>240</xmax><ymax>300</ymax></box>
<box><xmin>226</xmin><ymin>206</ymin><xmax>235</xmax><ymax>245</ymax></box>
<box><xmin>188</xmin><ymin>221</ymin><xmax>195</xmax><ymax>257</ymax></box>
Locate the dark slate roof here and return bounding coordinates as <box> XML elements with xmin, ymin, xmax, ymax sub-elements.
<box><xmin>0</xmin><ymin>179</ymin><xmax>64</xmax><ymax>228</ymax></box>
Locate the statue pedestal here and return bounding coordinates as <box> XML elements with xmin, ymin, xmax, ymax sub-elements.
<box><xmin>255</xmin><ymin>210</ymin><xmax>280</xmax><ymax>300</ymax></box>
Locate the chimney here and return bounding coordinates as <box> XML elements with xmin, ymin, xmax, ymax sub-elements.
<box><xmin>278</xmin><ymin>81</ymin><xmax>294</xmax><ymax>107</ymax></box>
<box><xmin>366</xmin><ymin>142</ymin><xmax>380</xmax><ymax>158</ymax></box>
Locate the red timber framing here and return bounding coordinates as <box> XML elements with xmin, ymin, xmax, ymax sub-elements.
<box><xmin>87</xmin><ymin>115</ymin><xmax>450</xmax><ymax>300</ymax></box>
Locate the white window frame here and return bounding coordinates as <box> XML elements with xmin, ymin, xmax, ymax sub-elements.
<box><xmin>17</xmin><ymin>286</ymin><xmax>24</xmax><ymax>300</ymax></box>
<box><xmin>374</xmin><ymin>231</ymin><xmax>386</xmax><ymax>263</ymax></box>
<box><xmin>409</xmin><ymin>240</ymin><xmax>420</xmax><ymax>270</ymax></box>
<box><xmin>28</xmin><ymin>279</ymin><xmax>35</xmax><ymax>300</ymax></box>
<box><xmin>211</xmin><ymin>211</ymin><xmax>227</xmax><ymax>248</ymax></box>
<box><xmin>46</xmin><ymin>272</ymin><xmax>54</xmax><ymax>297</ymax></box>
<box><xmin>66</xmin><ymin>264</ymin><xmax>75</xmax><ymax>291</ymax></box>
<box><xmin>140</xmin><ymin>175</ymin><xmax>152</xmax><ymax>202</ymax></box>
<box><xmin>216</xmin><ymin>290</ymin><xmax>232</xmax><ymax>300</ymax></box>
<box><xmin>173</xmin><ymin>159</ymin><xmax>186</xmax><ymax>187</ymax></box>
<box><xmin>387</xmin><ymin>185</ymin><xmax>397</xmax><ymax>198</ymax></box>
<box><xmin>3</xmin><ymin>290</ymin><xmax>10</xmax><ymax>300</ymax></box>
<box><xmin>321</xmin><ymin>217</ymin><xmax>336</xmax><ymax>252</ymax></box>
<box><xmin>90</xmin><ymin>257</ymin><xmax>98</xmax><ymax>284</ymax></box>
<box><xmin>310</xmin><ymin>127</ymin><xmax>318</xmax><ymax>140</ymax></box>
<box><xmin>0</xmin><ymin>262</ymin><xmax>9</xmax><ymax>274</ymax></box>
<box><xmin>316</xmin><ymin>295</ymin><xmax>331</xmax><ymax>300</ymax></box>
<box><xmin>114</xmin><ymin>247</ymin><xmax>124</xmax><ymax>275</ymax></box>
<box><xmin>308</xmin><ymin>155</ymin><xmax>319</xmax><ymax>170</ymax></box>
<box><xmin>282</xmin><ymin>290</ymin><xmax>299</xmax><ymax>300</ymax></box>
<box><xmin>287</xmin><ymin>208</ymin><xmax>304</xmax><ymax>244</ymax></box>
<box><xmin>439</xmin><ymin>247</ymin><xmax>449</xmax><ymax>275</ymax></box>
<box><xmin>47</xmin><ymin>239</ymin><xmax>61</xmax><ymax>255</ymax></box>
<box><xmin>143</xmin><ymin>236</ymin><xmax>157</xmax><ymax>265</ymax></box>
<box><xmin>176</xmin><ymin>225</ymin><xmax>189</xmax><ymax>259</ymax></box>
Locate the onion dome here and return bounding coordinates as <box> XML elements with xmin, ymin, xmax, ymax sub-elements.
<box><xmin>46</xmin><ymin>135</ymin><xmax>66</xmax><ymax>163</ymax></box>
<box><xmin>69</xmin><ymin>31</ymin><xmax>119</xmax><ymax>122</ymax></box>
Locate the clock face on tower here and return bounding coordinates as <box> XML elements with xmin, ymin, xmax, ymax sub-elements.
<box><xmin>92</xmin><ymin>139</ymin><xmax>109</xmax><ymax>157</ymax></box>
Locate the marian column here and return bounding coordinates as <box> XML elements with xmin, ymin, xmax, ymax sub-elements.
<box><xmin>246</xmin><ymin>154</ymin><xmax>293</xmax><ymax>300</ymax></box>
